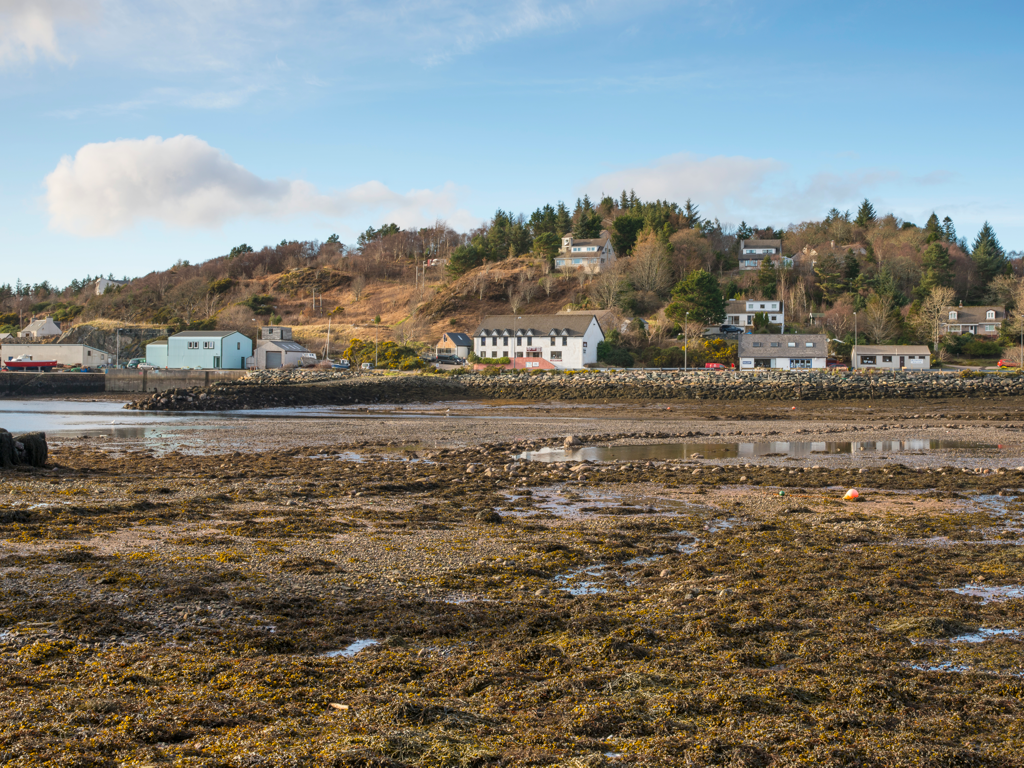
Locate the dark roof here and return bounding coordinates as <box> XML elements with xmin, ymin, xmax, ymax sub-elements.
<box><xmin>170</xmin><ymin>330</ymin><xmax>246</xmax><ymax>338</ymax></box>
<box><xmin>474</xmin><ymin>314</ymin><xmax>602</xmax><ymax>338</ymax></box>
<box><xmin>739</xmin><ymin>334</ymin><xmax>828</xmax><ymax>357</ymax></box>
<box><xmin>259</xmin><ymin>340</ymin><xmax>310</xmax><ymax>353</ymax></box>
<box><xmin>942</xmin><ymin>306</ymin><xmax>1005</xmax><ymax>324</ymax></box>
<box><xmin>740</xmin><ymin>239</ymin><xmax>782</xmax><ymax>249</ymax></box>
<box><xmin>442</xmin><ymin>332</ymin><xmax>473</xmax><ymax>346</ymax></box>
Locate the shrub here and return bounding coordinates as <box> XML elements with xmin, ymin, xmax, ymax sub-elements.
<box><xmin>597</xmin><ymin>341</ymin><xmax>633</xmax><ymax>367</ymax></box>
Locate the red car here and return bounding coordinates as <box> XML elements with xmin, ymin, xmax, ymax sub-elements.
<box><xmin>704</xmin><ymin>362</ymin><xmax>726</xmax><ymax>369</ymax></box>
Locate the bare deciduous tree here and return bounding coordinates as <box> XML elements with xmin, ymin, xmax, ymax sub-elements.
<box><xmin>628</xmin><ymin>231</ymin><xmax>672</xmax><ymax>295</ymax></box>
<box><xmin>821</xmin><ymin>295</ymin><xmax>855</xmax><ymax>340</ymax></box>
<box><xmin>588</xmin><ymin>265</ymin><xmax>625</xmax><ymax>309</ymax></box>
<box><xmin>915</xmin><ymin>285</ymin><xmax>956</xmax><ymax>348</ymax></box>
<box><xmin>862</xmin><ymin>293</ymin><xmax>898</xmax><ymax>343</ymax></box>
<box><xmin>351</xmin><ymin>274</ymin><xmax>367</xmax><ymax>300</ymax></box>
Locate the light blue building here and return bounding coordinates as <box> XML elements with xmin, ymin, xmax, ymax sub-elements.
<box><xmin>146</xmin><ymin>330</ymin><xmax>253</xmax><ymax>369</ymax></box>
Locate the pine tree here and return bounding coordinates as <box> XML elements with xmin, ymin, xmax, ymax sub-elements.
<box><xmin>915</xmin><ymin>243</ymin><xmax>955</xmax><ymax>299</ymax></box>
<box><xmin>628</xmin><ymin>189</ymin><xmax>639</xmax><ymax>209</ymax></box>
<box><xmin>682</xmin><ymin>198</ymin><xmax>702</xmax><ymax>230</ymax></box>
<box><xmin>854</xmin><ymin>199</ymin><xmax>877</xmax><ymax>227</ymax></box>
<box><xmin>973</xmin><ymin>222</ymin><xmax>1005</xmax><ymax>259</ymax></box>
<box><xmin>924</xmin><ymin>213</ymin><xmax>942</xmax><ymax>243</ymax></box>
<box><xmin>665</xmin><ymin>269</ymin><xmax>725</xmax><ymax>324</ymax></box>
<box><xmin>757</xmin><ymin>256</ymin><xmax>777</xmax><ymax>299</ymax></box>
<box><xmin>619</xmin><ymin>190</ymin><xmax>630</xmax><ymax>210</ymax></box>
<box><xmin>941</xmin><ymin>216</ymin><xmax>957</xmax><ymax>244</ymax></box>
<box><xmin>736</xmin><ymin>222</ymin><xmax>754</xmax><ymax>240</ymax></box>
<box><xmin>555</xmin><ymin>202</ymin><xmax>572</xmax><ymax>236</ymax></box>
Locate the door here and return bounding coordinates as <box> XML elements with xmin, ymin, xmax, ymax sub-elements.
<box><xmin>899</xmin><ymin>356</ymin><xmax>905</xmax><ymax>369</ymax></box>
<box><xmin>266</xmin><ymin>351</ymin><xmax>282</xmax><ymax>369</ymax></box>
<box><xmin>212</xmin><ymin>356</ymin><xmax>221</xmax><ymax>368</ymax></box>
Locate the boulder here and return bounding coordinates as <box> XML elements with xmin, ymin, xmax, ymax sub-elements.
<box><xmin>0</xmin><ymin>429</ymin><xmax>47</xmax><ymax>469</ymax></box>
<box><xmin>16</xmin><ymin>432</ymin><xmax>47</xmax><ymax>468</ymax></box>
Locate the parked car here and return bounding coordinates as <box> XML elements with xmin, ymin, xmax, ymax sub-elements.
<box><xmin>719</xmin><ymin>324</ymin><xmax>745</xmax><ymax>335</ymax></box>
<box><xmin>138</xmin><ymin>362</ymin><xmax>157</xmax><ymax>370</ymax></box>
<box><xmin>360</xmin><ymin>362</ymin><xmax>374</xmax><ymax>370</ymax></box>
<box><xmin>125</xmin><ymin>357</ymin><xmax>146</xmax><ymax>369</ymax></box>
<box><xmin>704</xmin><ymin>362</ymin><xmax>727</xmax><ymax>369</ymax></box>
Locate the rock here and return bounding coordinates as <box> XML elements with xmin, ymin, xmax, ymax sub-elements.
<box><xmin>564</xmin><ymin>434</ymin><xmax>584</xmax><ymax>448</ymax></box>
<box><xmin>475</xmin><ymin>510</ymin><xmax>503</xmax><ymax>524</ymax></box>
<box><xmin>534</xmin><ymin>588</ymin><xmax>550</xmax><ymax>597</ymax></box>
<box><xmin>690</xmin><ymin>453</ymin><xmax>704</xmax><ymax>459</ymax></box>
<box><xmin>15</xmin><ymin>433</ymin><xmax>47</xmax><ymax>468</ymax></box>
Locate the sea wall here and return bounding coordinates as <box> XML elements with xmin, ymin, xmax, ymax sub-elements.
<box><xmin>106</xmin><ymin>369</ymin><xmax>249</xmax><ymax>393</ymax></box>
<box><xmin>0</xmin><ymin>372</ymin><xmax>105</xmax><ymax>396</ymax></box>
<box><xmin>123</xmin><ymin>368</ymin><xmax>1024</xmax><ymax>410</ymax></box>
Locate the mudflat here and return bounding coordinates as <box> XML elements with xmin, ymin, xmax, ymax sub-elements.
<box><xmin>2</xmin><ymin>398</ymin><xmax>1024</xmax><ymax>766</ymax></box>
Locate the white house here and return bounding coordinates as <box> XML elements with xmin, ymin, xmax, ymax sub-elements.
<box><xmin>435</xmin><ymin>332</ymin><xmax>473</xmax><ymax>359</ymax></box>
<box><xmin>0</xmin><ymin>342</ymin><xmax>112</xmax><ymax>367</ymax></box>
<box><xmin>146</xmin><ymin>330</ymin><xmax>252</xmax><ymax>369</ymax></box>
<box><xmin>941</xmin><ymin>306</ymin><xmax>1004</xmax><ymax>337</ymax></box>
<box><xmin>255</xmin><ymin>326</ymin><xmax>314</xmax><ymax>369</ymax></box>
<box><xmin>738</xmin><ymin>334</ymin><xmax>828</xmax><ymax>370</ymax></box>
<box><xmin>17</xmin><ymin>316</ymin><xmax>61</xmax><ymax>339</ymax></box>
<box><xmin>738</xmin><ymin>239</ymin><xmax>786</xmax><ymax>270</ymax></box>
<box><xmin>94</xmin><ymin>278</ymin><xmax>128</xmax><ymax>295</ymax></box>
<box><xmin>554</xmin><ymin>231</ymin><xmax>617</xmax><ymax>274</ymax></box>
<box><xmin>852</xmin><ymin>345</ymin><xmax>931</xmax><ymax>371</ymax></box>
<box><xmin>726</xmin><ymin>299</ymin><xmax>785</xmax><ymax>329</ymax></box>
<box><xmin>473</xmin><ymin>314</ymin><xmax>604</xmax><ymax>370</ymax></box>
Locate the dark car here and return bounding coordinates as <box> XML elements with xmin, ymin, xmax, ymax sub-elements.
<box><xmin>719</xmin><ymin>324</ymin><xmax>745</xmax><ymax>335</ymax></box>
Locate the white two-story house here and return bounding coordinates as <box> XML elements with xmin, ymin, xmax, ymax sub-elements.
<box><xmin>725</xmin><ymin>299</ymin><xmax>784</xmax><ymax>330</ymax></box>
<box><xmin>738</xmin><ymin>239</ymin><xmax>785</xmax><ymax>270</ymax></box>
<box><xmin>554</xmin><ymin>231</ymin><xmax>616</xmax><ymax>274</ymax></box>
<box><xmin>473</xmin><ymin>314</ymin><xmax>604</xmax><ymax>370</ymax></box>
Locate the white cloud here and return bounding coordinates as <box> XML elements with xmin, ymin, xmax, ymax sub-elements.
<box><xmin>0</xmin><ymin>0</ymin><xmax>93</xmax><ymax>65</ymax></box>
<box><xmin>585</xmin><ymin>152</ymin><xmax>786</xmax><ymax>217</ymax></box>
<box><xmin>45</xmin><ymin>135</ymin><xmax>476</xmax><ymax>236</ymax></box>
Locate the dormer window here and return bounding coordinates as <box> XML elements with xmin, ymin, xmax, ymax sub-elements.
<box><xmin>987</xmin><ymin>310</ymin><xmax>996</xmax><ymax>320</ymax></box>
<box><xmin>949</xmin><ymin>311</ymin><xmax>957</xmax><ymax>320</ymax></box>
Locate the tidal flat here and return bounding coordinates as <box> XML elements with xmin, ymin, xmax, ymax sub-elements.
<box><xmin>1</xmin><ymin>397</ymin><xmax>1024</xmax><ymax>767</ymax></box>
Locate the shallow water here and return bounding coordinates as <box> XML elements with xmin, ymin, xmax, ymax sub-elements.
<box><xmin>518</xmin><ymin>439</ymin><xmax>995</xmax><ymax>463</ymax></box>
<box><xmin>950</xmin><ymin>584</ymin><xmax>1024</xmax><ymax>603</ymax></box>
<box><xmin>321</xmin><ymin>638</ymin><xmax>379</xmax><ymax>657</ymax></box>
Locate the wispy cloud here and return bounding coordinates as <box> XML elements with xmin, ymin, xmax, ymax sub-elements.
<box><xmin>45</xmin><ymin>135</ymin><xmax>477</xmax><ymax>236</ymax></box>
<box><xmin>0</xmin><ymin>0</ymin><xmax>95</xmax><ymax>66</ymax></box>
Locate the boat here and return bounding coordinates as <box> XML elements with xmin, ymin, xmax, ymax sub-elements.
<box><xmin>3</xmin><ymin>355</ymin><xmax>58</xmax><ymax>372</ymax></box>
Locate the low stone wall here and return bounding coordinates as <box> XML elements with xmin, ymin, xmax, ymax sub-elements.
<box><xmin>124</xmin><ymin>368</ymin><xmax>1024</xmax><ymax>411</ymax></box>
<box><xmin>106</xmin><ymin>369</ymin><xmax>249</xmax><ymax>393</ymax></box>
<box><xmin>0</xmin><ymin>372</ymin><xmax>105</xmax><ymax>396</ymax></box>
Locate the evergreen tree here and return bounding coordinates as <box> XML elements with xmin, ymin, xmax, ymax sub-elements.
<box><xmin>854</xmin><ymin>199</ymin><xmax>877</xmax><ymax>227</ymax></box>
<box><xmin>924</xmin><ymin>213</ymin><xmax>942</xmax><ymax>243</ymax></box>
<box><xmin>555</xmin><ymin>202</ymin><xmax>572</xmax><ymax>236</ymax></box>
<box><xmin>970</xmin><ymin>222</ymin><xmax>1008</xmax><ymax>295</ymax></box>
<box><xmin>447</xmin><ymin>242</ymin><xmax>486</xmax><ymax>277</ymax></box>
<box><xmin>941</xmin><ymin>216</ymin><xmax>957</xmax><ymax>244</ymax></box>
<box><xmin>973</xmin><ymin>222</ymin><xmax>1005</xmax><ymax>259</ymax></box>
<box><xmin>756</xmin><ymin>256</ymin><xmax>777</xmax><ymax>299</ymax></box>
<box><xmin>843</xmin><ymin>250</ymin><xmax>861</xmax><ymax>281</ymax></box>
<box><xmin>611</xmin><ymin>214</ymin><xmax>645</xmax><ymax>256</ymax></box>
<box><xmin>665</xmin><ymin>269</ymin><xmax>725</xmax><ymax>324</ymax></box>
<box><xmin>682</xmin><ymin>198</ymin><xmax>702</xmax><ymax>230</ymax></box>
<box><xmin>573</xmin><ymin>208</ymin><xmax>603</xmax><ymax>239</ymax></box>
<box><xmin>619</xmin><ymin>190</ymin><xmax>630</xmax><ymax>210</ymax></box>
<box><xmin>736</xmin><ymin>221</ymin><xmax>754</xmax><ymax>240</ymax></box>
<box><xmin>914</xmin><ymin>243</ymin><xmax>955</xmax><ymax>299</ymax></box>
<box><xmin>813</xmin><ymin>253</ymin><xmax>846</xmax><ymax>305</ymax></box>
<box><xmin>628</xmin><ymin>189</ymin><xmax>639</xmax><ymax>209</ymax></box>
<box><xmin>528</xmin><ymin>204</ymin><xmax>558</xmax><ymax>238</ymax></box>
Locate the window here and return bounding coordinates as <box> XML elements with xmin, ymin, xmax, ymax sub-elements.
<box><xmin>882</xmin><ymin>356</ymin><xmax>892</xmax><ymax>363</ymax></box>
<box><xmin>491</xmin><ymin>351</ymin><xmax>497</xmax><ymax>358</ymax></box>
<box><xmin>583</xmin><ymin>341</ymin><xmax>588</xmax><ymax>349</ymax></box>
<box><xmin>573</xmin><ymin>259</ymin><xmax>582</xmax><ymax>264</ymax></box>
<box><xmin>502</xmin><ymin>336</ymin><xmax>508</xmax><ymax>346</ymax></box>
<box><xmin>561</xmin><ymin>336</ymin><xmax>567</xmax><ymax>346</ymax></box>
<box><xmin>526</xmin><ymin>337</ymin><xmax>532</xmax><ymax>345</ymax></box>
<box><xmin>550</xmin><ymin>351</ymin><xmax>562</xmax><ymax>361</ymax></box>
<box><xmin>517</xmin><ymin>337</ymin><xmax>522</xmax><ymax>346</ymax></box>
<box><xmin>87</xmin><ymin>350</ymin><xmax>91</xmax><ymax>356</ymax></box>
<box><xmin>860</xmin><ymin>356</ymin><xmax>876</xmax><ymax>365</ymax></box>
<box><xmin>787</xmin><ymin>342</ymin><xmax>796</xmax><ymax>347</ymax></box>
<box><xmin>805</xmin><ymin>342</ymin><xmax>815</xmax><ymax>347</ymax></box>
<box><xmin>790</xmin><ymin>359</ymin><xmax>811</xmax><ymax>369</ymax></box>
<box><xmin>187</xmin><ymin>341</ymin><xmax>198</xmax><ymax>349</ymax></box>
<box><xmin>987</xmin><ymin>311</ymin><xmax>996</xmax><ymax>320</ymax></box>
<box><xmin>203</xmin><ymin>341</ymin><xmax>214</xmax><ymax>349</ymax></box>
<box><xmin>237</xmin><ymin>342</ymin><xmax>240</xmax><ymax>350</ymax></box>
<box><xmin>760</xmin><ymin>304</ymin><xmax>766</xmax><ymax>309</ymax></box>
<box><xmin>491</xmin><ymin>337</ymin><xmax>496</xmax><ymax>346</ymax></box>
<box><xmin>949</xmin><ymin>311</ymin><xmax>957</xmax><ymax>320</ymax></box>
<box><xmin>753</xmin><ymin>358</ymin><xmax>771</xmax><ymax>368</ymax></box>
<box><xmin>985</xmin><ymin>324</ymin><xmax>996</xmax><ymax>332</ymax></box>
<box><xmin>752</xmin><ymin>342</ymin><xmax>762</xmax><ymax>347</ymax></box>
<box><xmin>770</xmin><ymin>342</ymin><xmax>780</xmax><ymax>347</ymax></box>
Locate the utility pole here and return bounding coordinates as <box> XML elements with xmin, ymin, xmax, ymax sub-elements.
<box><xmin>684</xmin><ymin>312</ymin><xmax>689</xmax><ymax>370</ymax></box>
<box><xmin>116</xmin><ymin>328</ymin><xmax>123</xmax><ymax>368</ymax></box>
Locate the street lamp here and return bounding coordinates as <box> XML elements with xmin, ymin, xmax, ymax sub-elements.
<box><xmin>684</xmin><ymin>311</ymin><xmax>689</xmax><ymax>371</ymax></box>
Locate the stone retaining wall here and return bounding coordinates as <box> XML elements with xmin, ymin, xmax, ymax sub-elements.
<box><xmin>106</xmin><ymin>369</ymin><xmax>249</xmax><ymax>393</ymax></box>
<box><xmin>124</xmin><ymin>369</ymin><xmax>1024</xmax><ymax>411</ymax></box>
<box><xmin>0</xmin><ymin>372</ymin><xmax>105</xmax><ymax>397</ymax></box>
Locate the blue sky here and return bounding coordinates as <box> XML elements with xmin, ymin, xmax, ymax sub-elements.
<box><xmin>2</xmin><ymin>0</ymin><xmax>1021</xmax><ymax>286</ymax></box>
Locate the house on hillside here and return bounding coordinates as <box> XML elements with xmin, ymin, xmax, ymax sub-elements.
<box><xmin>738</xmin><ymin>334</ymin><xmax>828</xmax><ymax>370</ymax></box>
<box><xmin>852</xmin><ymin>345</ymin><xmax>931</xmax><ymax>371</ymax></box>
<box><xmin>725</xmin><ymin>299</ymin><xmax>785</xmax><ymax>330</ymax></box>
<box><xmin>473</xmin><ymin>314</ymin><xmax>604</xmax><ymax>370</ymax></box>
<box><xmin>94</xmin><ymin>278</ymin><xmax>128</xmax><ymax>295</ymax></box>
<box><xmin>555</xmin><ymin>231</ymin><xmax>616</xmax><ymax>274</ymax></box>
<box><xmin>738</xmin><ymin>239</ymin><xmax>788</xmax><ymax>270</ymax></box>
<box><xmin>146</xmin><ymin>330</ymin><xmax>252</xmax><ymax>369</ymax></box>
<box><xmin>941</xmin><ymin>306</ymin><xmax>1004</xmax><ymax>337</ymax></box>
<box><xmin>557</xmin><ymin>309</ymin><xmax>620</xmax><ymax>333</ymax></box>
<box><xmin>17</xmin><ymin>316</ymin><xmax>61</xmax><ymax>339</ymax></box>
<box><xmin>255</xmin><ymin>326</ymin><xmax>314</xmax><ymax>369</ymax></box>
<box><xmin>435</xmin><ymin>332</ymin><xmax>472</xmax><ymax>359</ymax></box>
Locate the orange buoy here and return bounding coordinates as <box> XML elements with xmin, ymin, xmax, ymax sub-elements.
<box><xmin>843</xmin><ymin>489</ymin><xmax>860</xmax><ymax>501</ymax></box>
